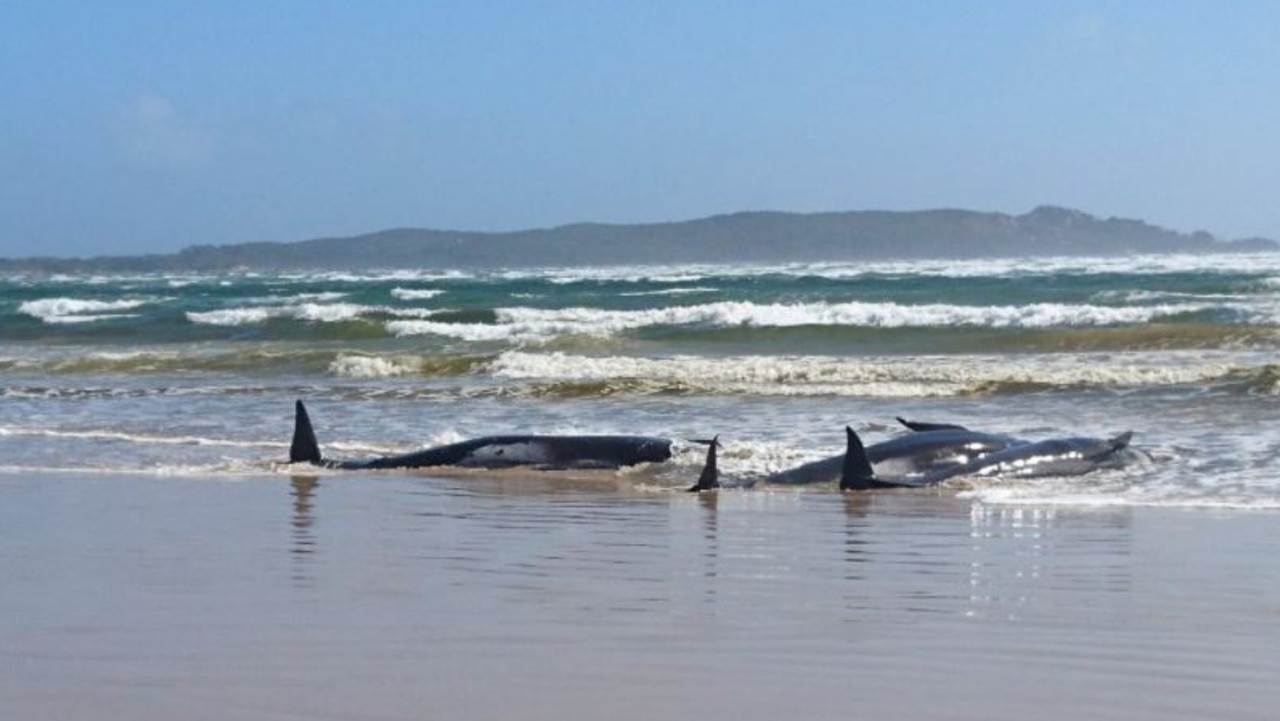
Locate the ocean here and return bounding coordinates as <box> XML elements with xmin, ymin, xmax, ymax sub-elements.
<box><xmin>4</xmin><ymin>251</ymin><xmax>1280</xmax><ymax>720</ymax></box>
<box><xmin>3</xmin><ymin>252</ymin><xmax>1278</xmax><ymax>507</ymax></box>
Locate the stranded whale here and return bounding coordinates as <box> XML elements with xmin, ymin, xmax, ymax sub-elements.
<box><xmin>289</xmin><ymin>400</ymin><xmax>673</xmax><ymax>470</ymax></box>
<box><xmin>763</xmin><ymin>424</ymin><xmax>1025</xmax><ymax>486</ymax></box>
<box><xmin>839</xmin><ymin>426</ymin><xmax>1144</xmax><ymax>490</ymax></box>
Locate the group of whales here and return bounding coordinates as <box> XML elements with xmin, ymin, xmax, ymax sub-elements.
<box><xmin>288</xmin><ymin>400</ymin><xmax>1146</xmax><ymax>491</ymax></box>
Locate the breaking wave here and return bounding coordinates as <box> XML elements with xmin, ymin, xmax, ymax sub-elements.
<box><xmin>186</xmin><ymin>302</ymin><xmax>370</xmax><ymax>326</ymax></box>
<box><xmin>1</xmin><ymin>347</ymin><xmax>495</xmax><ymax>378</ymax></box>
<box><xmin>19</xmin><ymin>297</ymin><xmax>155</xmax><ymax>324</ymax></box>
<box><xmin>618</xmin><ymin>287</ymin><xmax>721</xmax><ymax>297</ymax></box>
<box><xmin>327</xmin><ymin>353</ymin><xmax>487</xmax><ymax>378</ymax></box>
<box><xmin>387</xmin><ymin>299</ymin><xmax>1236</xmax><ymax>341</ymax></box>
<box><xmin>496</xmin><ymin>252</ymin><xmax>1280</xmax><ymax>284</ymax></box>
<box><xmin>184</xmin><ymin>302</ymin><xmax>448</xmax><ymax>327</ymax></box>
<box><xmin>390</xmin><ymin>287</ymin><xmax>446</xmax><ymax>300</ymax></box>
<box><xmin>484</xmin><ymin>350</ymin><xmax>1276</xmax><ymax>397</ymax></box>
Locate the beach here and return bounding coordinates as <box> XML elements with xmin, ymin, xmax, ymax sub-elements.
<box><xmin>2</xmin><ymin>471</ymin><xmax>1277</xmax><ymax>721</ymax></box>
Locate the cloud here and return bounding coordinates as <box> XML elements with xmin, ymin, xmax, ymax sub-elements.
<box><xmin>112</xmin><ymin>93</ymin><xmax>214</xmax><ymax>168</ymax></box>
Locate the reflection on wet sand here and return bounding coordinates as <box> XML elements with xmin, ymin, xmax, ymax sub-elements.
<box><xmin>283</xmin><ymin>471</ymin><xmax>1142</xmax><ymax>627</ymax></box>
<box><xmin>697</xmin><ymin>491</ymin><xmax>718</xmax><ymax>605</ymax></box>
<box><xmin>289</xmin><ymin>475</ymin><xmax>319</xmax><ymax>584</ymax></box>
<box><xmin>965</xmin><ymin>503</ymin><xmax>1135</xmax><ymax>620</ymax></box>
<box><xmin>833</xmin><ymin>491</ymin><xmax>1140</xmax><ymax>621</ymax></box>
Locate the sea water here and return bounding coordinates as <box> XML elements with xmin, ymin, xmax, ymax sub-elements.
<box><xmin>1</xmin><ymin>252</ymin><xmax>1279</xmax><ymax>507</ymax></box>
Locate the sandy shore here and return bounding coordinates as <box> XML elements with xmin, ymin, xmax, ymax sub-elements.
<box><xmin>1</xmin><ymin>471</ymin><xmax>1277</xmax><ymax>721</ymax></box>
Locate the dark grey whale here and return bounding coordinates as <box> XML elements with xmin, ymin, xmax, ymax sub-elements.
<box><xmin>764</xmin><ymin>426</ymin><xmax>1025</xmax><ymax>485</ymax></box>
<box><xmin>839</xmin><ymin>426</ymin><xmax>1143</xmax><ymax>490</ymax></box>
<box><xmin>289</xmin><ymin>400</ymin><xmax>673</xmax><ymax>470</ymax></box>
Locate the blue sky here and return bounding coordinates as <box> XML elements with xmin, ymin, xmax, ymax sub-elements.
<box><xmin>2</xmin><ymin>1</ymin><xmax>1278</xmax><ymax>257</ymax></box>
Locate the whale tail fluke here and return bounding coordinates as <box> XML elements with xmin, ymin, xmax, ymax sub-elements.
<box><xmin>688</xmin><ymin>436</ymin><xmax>722</xmax><ymax>492</ymax></box>
<box><xmin>840</xmin><ymin>426</ymin><xmax>879</xmax><ymax>491</ymax></box>
<box><xmin>290</xmin><ymin>400</ymin><xmax>323</xmax><ymax>465</ymax></box>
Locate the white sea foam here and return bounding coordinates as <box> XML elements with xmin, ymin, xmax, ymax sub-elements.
<box><xmin>19</xmin><ymin>297</ymin><xmax>152</xmax><ymax>324</ymax></box>
<box><xmin>186</xmin><ymin>307</ymin><xmax>275</xmax><ymax>326</ymax></box>
<box><xmin>184</xmin><ymin>301</ymin><xmax>443</xmax><ymax>327</ymax></box>
<box><xmin>386</xmin><ymin>319</ymin><xmax>518</xmax><ymax>342</ymax></box>
<box><xmin>1092</xmin><ymin>289</ymin><xmax>1255</xmax><ymax>303</ymax></box>
<box><xmin>543</xmin><ymin>268</ymin><xmax>723</xmax><ymax>285</ymax></box>
<box><xmin>391</xmin><ymin>287</ymin><xmax>446</xmax><ymax>300</ymax></box>
<box><xmin>291</xmin><ymin>292</ymin><xmax>349</xmax><ymax>303</ymax></box>
<box><xmin>328</xmin><ymin>354</ymin><xmax>421</xmax><ymax>378</ymax></box>
<box><xmin>484</xmin><ymin>350</ymin><xmax>1251</xmax><ymax>396</ymax></box>
<box><xmin>279</xmin><ymin>269</ymin><xmax>472</xmax><ymax>283</ymax></box>
<box><xmin>386</xmin><ymin>299</ymin><xmax>1218</xmax><ymax>341</ymax></box>
<box><xmin>291</xmin><ymin>302</ymin><xmax>365</xmax><ymax>322</ymax></box>
<box><xmin>49</xmin><ymin>313</ymin><xmax>140</xmax><ymax>324</ymax></box>
<box><xmin>480</xmin><ymin>252</ymin><xmax>1280</xmax><ymax>285</ymax></box>
<box><xmin>162</xmin><ymin>274</ymin><xmax>225</xmax><ymax>288</ymax></box>
<box><xmin>234</xmin><ymin>292</ymin><xmax>348</xmax><ymax>306</ymax></box>
<box><xmin>618</xmin><ymin>287</ymin><xmax>721</xmax><ymax>297</ymax></box>
<box><xmin>186</xmin><ymin>302</ymin><xmax>369</xmax><ymax>326</ymax></box>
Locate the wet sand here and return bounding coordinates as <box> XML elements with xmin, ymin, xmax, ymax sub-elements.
<box><xmin>1</xmin><ymin>471</ymin><xmax>1277</xmax><ymax>721</ymax></box>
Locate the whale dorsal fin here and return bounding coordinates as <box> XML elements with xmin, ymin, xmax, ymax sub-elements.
<box><xmin>896</xmin><ymin>417</ymin><xmax>968</xmax><ymax>432</ymax></box>
<box><xmin>688</xmin><ymin>436</ymin><xmax>721</xmax><ymax>492</ymax></box>
<box><xmin>840</xmin><ymin>426</ymin><xmax>878</xmax><ymax>491</ymax></box>
<box><xmin>1107</xmin><ymin>431</ymin><xmax>1134</xmax><ymax>452</ymax></box>
<box><xmin>290</xmin><ymin>400</ymin><xmax>323</xmax><ymax>465</ymax></box>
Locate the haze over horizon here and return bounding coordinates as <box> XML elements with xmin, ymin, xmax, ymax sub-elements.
<box><xmin>3</xmin><ymin>1</ymin><xmax>1278</xmax><ymax>258</ymax></box>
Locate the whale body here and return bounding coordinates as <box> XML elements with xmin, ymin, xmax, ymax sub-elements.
<box><xmin>764</xmin><ymin>427</ymin><xmax>1025</xmax><ymax>485</ymax></box>
<box><xmin>839</xmin><ymin>426</ymin><xmax>1144</xmax><ymax>490</ymax></box>
<box><xmin>289</xmin><ymin>400</ymin><xmax>673</xmax><ymax>471</ymax></box>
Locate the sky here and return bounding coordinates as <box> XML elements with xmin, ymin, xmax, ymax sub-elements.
<box><xmin>2</xmin><ymin>1</ymin><xmax>1278</xmax><ymax>258</ymax></box>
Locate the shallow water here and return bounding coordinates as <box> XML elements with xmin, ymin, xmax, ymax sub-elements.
<box><xmin>3</xmin><ymin>255</ymin><xmax>1280</xmax><ymax>508</ymax></box>
<box><xmin>1</xmin><ymin>473</ymin><xmax>1276</xmax><ymax>721</ymax></box>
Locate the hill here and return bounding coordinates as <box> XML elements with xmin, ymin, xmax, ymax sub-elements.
<box><xmin>2</xmin><ymin>206</ymin><xmax>1274</xmax><ymax>272</ymax></box>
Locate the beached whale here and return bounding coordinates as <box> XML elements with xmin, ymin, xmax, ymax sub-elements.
<box><xmin>763</xmin><ymin>423</ymin><xmax>1025</xmax><ymax>486</ymax></box>
<box><xmin>289</xmin><ymin>400</ymin><xmax>673</xmax><ymax>470</ymax></box>
<box><xmin>839</xmin><ymin>426</ymin><xmax>1143</xmax><ymax>490</ymax></box>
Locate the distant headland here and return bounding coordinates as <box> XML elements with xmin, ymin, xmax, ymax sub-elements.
<box><xmin>2</xmin><ymin>206</ymin><xmax>1275</xmax><ymax>272</ymax></box>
